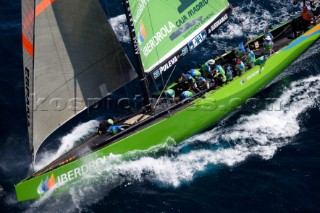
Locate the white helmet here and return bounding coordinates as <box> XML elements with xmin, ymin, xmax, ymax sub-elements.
<box><xmin>107</xmin><ymin>119</ymin><xmax>114</xmax><ymax>125</ymax></box>
<box><xmin>208</xmin><ymin>59</ymin><xmax>215</xmax><ymax>65</ymax></box>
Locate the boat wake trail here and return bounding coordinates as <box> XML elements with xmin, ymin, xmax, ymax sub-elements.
<box><xmin>232</xmin><ymin>0</ymin><xmax>299</xmax><ymax>35</ymax></box>
<box><xmin>198</xmin><ymin>0</ymin><xmax>300</xmax><ymax>59</ymax></box>
<box><xmin>29</xmin><ymin>75</ymin><xmax>320</xmax><ymax>212</ymax></box>
<box><xmin>34</xmin><ymin>120</ymin><xmax>99</xmax><ymax>171</ymax></box>
<box><xmin>183</xmin><ymin>75</ymin><xmax>320</xmax><ymax>162</ymax></box>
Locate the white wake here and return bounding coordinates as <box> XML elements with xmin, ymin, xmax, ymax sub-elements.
<box><xmin>34</xmin><ymin>120</ymin><xmax>99</xmax><ymax>171</ymax></box>
<box><xmin>109</xmin><ymin>14</ymin><xmax>131</xmax><ymax>43</ymax></box>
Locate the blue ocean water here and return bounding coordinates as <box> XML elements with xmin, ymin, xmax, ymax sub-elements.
<box><xmin>0</xmin><ymin>0</ymin><xmax>320</xmax><ymax>212</ymax></box>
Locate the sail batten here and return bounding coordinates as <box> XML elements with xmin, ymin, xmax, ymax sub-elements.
<box><xmin>125</xmin><ymin>0</ymin><xmax>231</xmax><ymax>78</ymax></box>
<box><xmin>22</xmin><ymin>0</ymin><xmax>137</xmax><ymax>156</ymax></box>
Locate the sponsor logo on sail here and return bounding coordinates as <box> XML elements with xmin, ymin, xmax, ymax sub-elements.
<box><xmin>37</xmin><ymin>174</ymin><xmax>56</xmax><ymax>195</ymax></box>
<box><xmin>159</xmin><ymin>56</ymin><xmax>178</xmax><ymax>73</ymax></box>
<box><xmin>133</xmin><ymin>0</ymin><xmax>150</xmax><ymax>24</ymax></box>
<box><xmin>142</xmin><ymin>21</ymin><xmax>176</xmax><ymax>56</ymax></box>
<box><xmin>138</xmin><ymin>21</ymin><xmax>147</xmax><ymax>45</ymax></box>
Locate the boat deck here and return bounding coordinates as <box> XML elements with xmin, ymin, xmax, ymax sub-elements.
<box><xmin>29</xmin><ymin>16</ymin><xmax>315</xmax><ymax>179</ymax></box>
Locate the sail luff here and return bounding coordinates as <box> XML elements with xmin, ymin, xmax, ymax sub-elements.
<box><xmin>22</xmin><ymin>0</ymin><xmax>36</xmax><ymax>157</ymax></box>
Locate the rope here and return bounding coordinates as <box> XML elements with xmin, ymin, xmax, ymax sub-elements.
<box><xmin>154</xmin><ymin>65</ymin><xmax>177</xmax><ymax>108</ymax></box>
<box><xmin>273</xmin><ymin>25</ymin><xmax>291</xmax><ymax>40</ymax></box>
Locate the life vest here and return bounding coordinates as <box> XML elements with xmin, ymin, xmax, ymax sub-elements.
<box><xmin>182</xmin><ymin>91</ymin><xmax>193</xmax><ymax>99</ymax></box>
<box><xmin>185</xmin><ymin>74</ymin><xmax>195</xmax><ymax>84</ymax></box>
<box><xmin>190</xmin><ymin>69</ymin><xmax>201</xmax><ymax>77</ymax></box>
<box><xmin>246</xmin><ymin>51</ymin><xmax>255</xmax><ymax>63</ymax></box>
<box><xmin>165</xmin><ymin>89</ymin><xmax>175</xmax><ymax>98</ymax></box>
<box><xmin>236</xmin><ymin>61</ymin><xmax>246</xmax><ymax>73</ymax></box>
<box><xmin>107</xmin><ymin>125</ymin><xmax>122</xmax><ymax>135</ymax></box>
<box><xmin>264</xmin><ymin>32</ymin><xmax>273</xmax><ymax>40</ymax></box>
<box><xmin>238</xmin><ymin>41</ymin><xmax>246</xmax><ymax>53</ymax></box>
<box><xmin>197</xmin><ymin>77</ymin><xmax>206</xmax><ymax>84</ymax></box>
<box><xmin>226</xmin><ymin>68</ymin><xmax>233</xmax><ymax>80</ymax></box>
<box><xmin>264</xmin><ymin>40</ymin><xmax>273</xmax><ymax>50</ymax></box>
<box><xmin>221</xmin><ymin>74</ymin><xmax>227</xmax><ymax>82</ymax></box>
<box><xmin>202</xmin><ymin>61</ymin><xmax>211</xmax><ymax>73</ymax></box>
<box><xmin>254</xmin><ymin>55</ymin><xmax>268</xmax><ymax>66</ymax></box>
<box><xmin>215</xmin><ymin>65</ymin><xmax>225</xmax><ymax>75</ymax></box>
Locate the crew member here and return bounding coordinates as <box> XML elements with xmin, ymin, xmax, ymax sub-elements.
<box><xmin>164</xmin><ymin>88</ymin><xmax>175</xmax><ymax>99</ymax></box>
<box><xmin>263</xmin><ymin>36</ymin><xmax>274</xmax><ymax>55</ymax></box>
<box><xmin>235</xmin><ymin>58</ymin><xmax>246</xmax><ymax>76</ymax></box>
<box><xmin>180</xmin><ymin>90</ymin><xmax>193</xmax><ymax>100</ymax></box>
<box><xmin>264</xmin><ymin>27</ymin><xmax>274</xmax><ymax>40</ymax></box>
<box><xmin>236</xmin><ymin>36</ymin><xmax>249</xmax><ymax>58</ymax></box>
<box><xmin>226</xmin><ymin>65</ymin><xmax>233</xmax><ymax>81</ymax></box>
<box><xmin>254</xmin><ymin>55</ymin><xmax>268</xmax><ymax>66</ymax></box>
<box><xmin>213</xmin><ymin>70</ymin><xmax>226</xmax><ymax>86</ymax></box>
<box><xmin>301</xmin><ymin>6</ymin><xmax>314</xmax><ymax>32</ymax></box>
<box><xmin>245</xmin><ymin>48</ymin><xmax>256</xmax><ymax>68</ymax></box>
<box><xmin>97</xmin><ymin>118</ymin><xmax>114</xmax><ymax>135</ymax></box>
<box><xmin>107</xmin><ymin>125</ymin><xmax>124</xmax><ymax>135</ymax></box>
<box><xmin>195</xmin><ymin>76</ymin><xmax>209</xmax><ymax>90</ymax></box>
<box><xmin>183</xmin><ymin>73</ymin><xmax>197</xmax><ymax>90</ymax></box>
<box><xmin>201</xmin><ymin>59</ymin><xmax>215</xmax><ymax>78</ymax></box>
<box><xmin>215</xmin><ymin>63</ymin><xmax>226</xmax><ymax>75</ymax></box>
<box><xmin>177</xmin><ymin>73</ymin><xmax>195</xmax><ymax>91</ymax></box>
<box><xmin>188</xmin><ymin>69</ymin><xmax>202</xmax><ymax>77</ymax></box>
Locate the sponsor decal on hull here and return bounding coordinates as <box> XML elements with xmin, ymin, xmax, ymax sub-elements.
<box><xmin>36</xmin><ymin>156</ymin><xmax>109</xmax><ymax>195</ymax></box>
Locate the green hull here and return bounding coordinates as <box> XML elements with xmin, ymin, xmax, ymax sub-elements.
<box><xmin>15</xmin><ymin>23</ymin><xmax>320</xmax><ymax>202</ymax></box>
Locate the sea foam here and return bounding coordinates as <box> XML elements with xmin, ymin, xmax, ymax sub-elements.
<box><xmin>35</xmin><ymin>120</ymin><xmax>99</xmax><ymax>171</ymax></box>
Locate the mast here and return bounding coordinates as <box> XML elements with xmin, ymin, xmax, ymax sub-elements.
<box><xmin>122</xmin><ymin>0</ymin><xmax>152</xmax><ymax>111</ymax></box>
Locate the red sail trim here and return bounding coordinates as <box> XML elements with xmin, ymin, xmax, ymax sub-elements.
<box><xmin>35</xmin><ymin>0</ymin><xmax>55</xmax><ymax>17</ymax></box>
<box><xmin>22</xmin><ymin>33</ymin><xmax>34</xmax><ymax>56</ymax></box>
<box><xmin>22</xmin><ymin>11</ymin><xmax>34</xmax><ymax>32</ymax></box>
<box><xmin>22</xmin><ymin>0</ymin><xmax>56</xmax><ymax>56</ymax></box>
<box><xmin>23</xmin><ymin>0</ymin><xmax>54</xmax><ymax>30</ymax></box>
